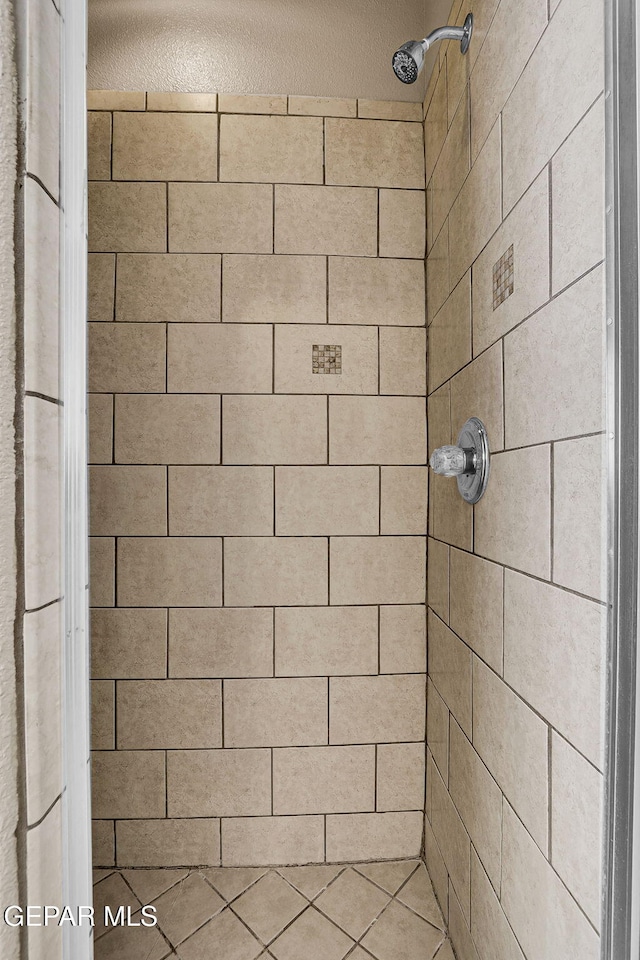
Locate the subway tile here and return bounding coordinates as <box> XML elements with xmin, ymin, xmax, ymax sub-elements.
<box><xmin>114</xmin><ymin>395</ymin><xmax>220</xmax><ymax>465</ymax></box>
<box><xmin>427</xmin><ymin>679</ymin><xmax>449</xmax><ymax>782</ymax></box>
<box><xmin>358</xmin><ymin>100</ymin><xmax>423</xmax><ymax>121</ymax></box>
<box><xmin>380</xmin><ymin>467</ymin><xmax>427</xmax><ymax>535</ymax></box>
<box><xmin>552</xmin><ymin>98</ymin><xmax>605</xmax><ymax>293</ymax></box>
<box><xmin>313</xmin><ymin>869</ymin><xmax>391</xmax><ymax>942</ymax></box>
<box><xmin>501</xmin><ymin>802</ymin><xmax>600</xmax><ymax>960</ymax></box>
<box><xmin>273</xmin><ymin>746</ymin><xmax>375</xmax><ymax>814</ymax></box>
<box><xmin>89</xmin><ymin>394</ymin><xmax>113</xmax><ymax>463</ymax></box>
<box><xmin>356</xmin><ymin>859</ymin><xmax>421</xmax><ymax>895</ymax></box>
<box><xmin>331</xmin><ymin>537</ymin><xmax>426</xmax><ymax>605</ymax></box>
<box><xmin>169</xmin><ymin>466</ymin><xmax>273</xmax><ymax>536</ymax></box>
<box><xmin>112</xmin><ymin>112</ymin><xmax>218</xmax><ymax>180</ymax></box>
<box><xmin>502</xmin><ymin>0</ymin><xmax>604</xmax><ymax>213</ymax></box>
<box><xmin>146</xmin><ymin>92</ymin><xmax>217</xmax><ymax>111</ymax></box>
<box><xmin>326</xmin><ymin>812</ymin><xmax>423</xmax><ymax>862</ymax></box>
<box><xmin>117</xmin><ymin>679</ymin><xmax>222</xmax><ymax>748</ymax></box>
<box><xmin>220</xmin><ymin>115</ymin><xmax>323</xmax><ymax>183</ymax></box>
<box><xmin>430</xmin><ymin>763</ymin><xmax>471</xmax><ymax>921</ymax></box>
<box><xmin>428</xmin><ymin>382</ymin><xmax>451</xmax><ymax>448</ymax></box>
<box><xmin>87</xmin><ymin>90</ymin><xmax>146</xmax><ymax>111</ymax></box>
<box><xmin>448</xmin><ymin>881</ymin><xmax>480</xmax><ymax>960</ymax></box>
<box><xmin>379</xmin><ymin>328</ymin><xmax>426</xmax><ymax>396</ymax></box>
<box><xmin>116</xmin><ymin>819</ymin><xmax>220</xmax><ymax>868</ymax></box>
<box><xmin>446</xmin><ymin>22</ymin><xmax>471</xmax><ymax>128</ymax></box>
<box><xmin>430</xmin><ymin>93</ymin><xmax>470</xmax><ymax>242</ymax></box>
<box><xmin>224</xmin><ymin>678</ymin><xmax>328</xmax><ymax>747</ymax></box>
<box><xmin>431</xmin><ymin>472</ymin><xmax>473</xmax><ymax>551</ymax></box>
<box><xmin>275</xmin><ymin>606</ymin><xmax>378</xmax><ymax>677</ymax></box>
<box><xmin>472</xmin><ymin>170</ymin><xmax>550</xmax><ymax>355</ymax></box>
<box><xmin>92</xmin><ymin>820</ymin><xmax>115</xmax><ymax>867</ymax></box>
<box><xmin>169</xmin><ymin>183</ymin><xmax>273</xmax><ymax>253</ymax></box>
<box><xmin>325</xmin><ymin>119</ymin><xmax>424</xmax><ymax>188</ymax></box>
<box><xmin>449</xmin><ymin>120</ymin><xmax>501</xmax><ymax>285</ymax></box>
<box><xmin>91</xmin><ymin>750</ymin><xmax>166</xmax><ymax>819</ymax></box>
<box><xmin>223</xmin><ymin>255</ymin><xmax>326</xmax><ymax>324</ymax></box>
<box><xmin>89</xmin><ymin>321</ymin><xmax>166</xmax><ymax>393</ymax></box>
<box><xmin>121</xmin><ymin>867</ymin><xmax>192</xmax><ymax>904</ymax></box>
<box><xmin>504</xmin><ymin>266</ymin><xmax>605</xmax><ymax>447</ymax></box>
<box><xmin>330</xmin><ymin>674</ymin><xmax>425</xmax><ymax>744</ymax></box>
<box><xmin>88</xmin><ymin>253</ymin><xmax>116</xmax><ymax>321</ymax></box>
<box><xmin>221</xmin><ymin>816</ymin><xmax>324</xmax><ymax>866</ymax></box>
<box><xmin>26</xmin><ymin>803</ymin><xmax>63</xmax><ymax>960</ymax></box>
<box><xmin>470</xmin><ymin>850</ymin><xmax>526</xmax><ymax>960</ymax></box>
<box><xmin>224</xmin><ymin>537</ymin><xmax>328</xmax><ymax>606</ymax></box>
<box><xmin>376</xmin><ymin>743</ymin><xmax>425</xmax><ymax>811</ymax></box>
<box><xmin>275</xmin><ymin>466</ymin><xmax>378</xmax><ymax>535</ymax></box>
<box><xmin>116</xmin><ymin>254</ymin><xmax>221</xmax><ymax>322</ymax></box>
<box><xmin>551</xmin><ymin>733</ymin><xmax>603</xmax><ymax>925</ymax></box>
<box><xmin>168</xmin><ymin>323</ymin><xmax>272</xmax><ymax>393</ymax></box>
<box><xmin>90</xmin><ymin>537</ymin><xmax>114</xmax><ymax>607</ymax></box>
<box><xmin>428</xmin><ymin>272</ymin><xmax>471</xmax><ymax>391</ymax></box>
<box><xmin>473</xmin><ymin>658</ymin><xmax>549</xmax><ymax>848</ymax></box>
<box><xmin>169</xmin><ymin>608</ymin><xmax>273</xmax><ymax>678</ymax></box>
<box><xmin>91</xmin><ymin>680</ymin><xmax>115</xmax><ymax>751</ymax></box>
<box><xmin>449</xmin><ymin>719</ymin><xmax>502</xmax><ymax>889</ymax></box>
<box><xmin>218</xmin><ymin>94</ymin><xmax>288</xmax><ymax>114</ymax></box>
<box><xmin>288</xmin><ymin>96</ymin><xmax>356</xmax><ymax>117</ymax></box>
<box><xmin>328</xmin><ymin>257</ymin><xmax>425</xmax><ymax>326</ymax></box>
<box><xmin>553</xmin><ymin>434</ymin><xmax>607</xmax><ymax>600</ymax></box>
<box><xmin>425</xmin><ymin>66</ymin><xmax>448</xmax><ymax>183</ymax></box>
<box><xmin>427</xmin><ymin>221</ymin><xmax>449</xmax><ymax>322</ymax></box>
<box><xmin>427</xmin><ymin>538</ymin><xmax>449</xmax><ymax>623</ymax></box>
<box><xmin>475</xmin><ymin>446</ymin><xmax>551</xmax><ymax>579</ymax></box>
<box><xmin>91</xmin><ymin>608</ymin><xmax>167</xmax><ymax>679</ymax></box>
<box><xmin>423</xmin><ymin>817</ymin><xmax>449</xmax><ymax>922</ymax></box>
<box><xmin>275</xmin><ymin>185</ymin><xmax>378</xmax><ymax>256</ymax></box>
<box><xmin>378</xmin><ymin>189</ymin><xmax>426</xmax><ymax>258</ymax></box>
<box><xmin>89</xmin><ymin>465</ymin><xmax>167</xmax><ymax>536</ymax></box>
<box><xmin>24</xmin><ymin>181</ymin><xmax>59</xmax><ymax>399</ymax></box>
<box><xmin>88</xmin><ymin>112</ymin><xmax>112</xmax><ymax>180</ymax></box>
<box><xmin>223</xmin><ymin>395</ymin><xmax>326</xmax><ymax>464</ymax></box>
<box><xmin>379</xmin><ymin>605</ymin><xmax>427</xmax><ymax>674</ymax></box>
<box><xmin>330</xmin><ymin>396</ymin><xmax>426</xmax><ymax>465</ymax></box>
<box><xmin>449</xmin><ymin>548</ymin><xmax>503</xmax><ymax>673</ymax></box>
<box><xmin>275</xmin><ymin>324</ymin><xmax>377</xmax><ymax>394</ymax></box>
<box><xmin>504</xmin><ymin>569</ymin><xmax>605</xmax><ymax>766</ymax></box>
<box><xmin>23</xmin><ymin>604</ymin><xmax>62</xmax><ymax>823</ymax></box>
<box><xmin>470</xmin><ymin>0</ymin><xmax>547</xmax><ymax>162</ymax></box>
<box><xmin>450</xmin><ymin>342</ymin><xmax>504</xmax><ymax>450</ymax></box>
<box><xmin>88</xmin><ymin>182</ymin><xmax>167</xmax><ymax>253</ymax></box>
<box><xmin>24</xmin><ymin>397</ymin><xmax>60</xmax><ymax>610</ymax></box>
<box><xmin>117</xmin><ymin>537</ymin><xmax>222</xmax><ymax>607</ymax></box>
<box><xmin>167</xmin><ymin>749</ymin><xmax>271</xmax><ymax>817</ymax></box>
<box><xmin>428</xmin><ymin>611</ymin><xmax>472</xmax><ymax>736</ymax></box>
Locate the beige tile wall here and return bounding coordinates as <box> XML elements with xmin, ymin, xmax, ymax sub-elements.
<box><xmin>424</xmin><ymin>0</ymin><xmax>606</xmax><ymax>955</ymax></box>
<box><xmin>88</xmin><ymin>91</ymin><xmax>428</xmax><ymax>868</ymax></box>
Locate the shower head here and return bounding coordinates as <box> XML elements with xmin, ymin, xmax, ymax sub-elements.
<box><xmin>392</xmin><ymin>13</ymin><xmax>473</xmax><ymax>84</ymax></box>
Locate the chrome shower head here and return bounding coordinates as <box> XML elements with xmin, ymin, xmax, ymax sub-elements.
<box><xmin>392</xmin><ymin>13</ymin><xmax>473</xmax><ymax>84</ymax></box>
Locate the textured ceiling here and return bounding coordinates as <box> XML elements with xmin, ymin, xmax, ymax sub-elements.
<box><xmin>88</xmin><ymin>0</ymin><xmax>453</xmax><ymax>102</ymax></box>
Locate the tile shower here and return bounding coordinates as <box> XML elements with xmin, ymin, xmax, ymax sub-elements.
<box><xmin>86</xmin><ymin>0</ymin><xmax>607</xmax><ymax>956</ymax></box>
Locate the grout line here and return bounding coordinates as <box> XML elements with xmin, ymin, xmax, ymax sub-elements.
<box><xmin>548</xmin><ymin>160</ymin><xmax>553</xmax><ymax>299</ymax></box>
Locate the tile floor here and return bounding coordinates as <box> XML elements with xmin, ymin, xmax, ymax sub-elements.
<box><xmin>92</xmin><ymin>859</ymin><xmax>453</xmax><ymax>960</ymax></box>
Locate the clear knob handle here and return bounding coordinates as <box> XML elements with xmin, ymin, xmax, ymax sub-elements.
<box><xmin>429</xmin><ymin>445</ymin><xmax>472</xmax><ymax>477</ymax></box>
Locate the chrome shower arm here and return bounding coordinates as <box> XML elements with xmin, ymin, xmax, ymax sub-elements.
<box><xmin>422</xmin><ymin>24</ymin><xmax>468</xmax><ymax>49</ymax></box>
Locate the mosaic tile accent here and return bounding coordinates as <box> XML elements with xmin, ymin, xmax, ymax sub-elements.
<box><xmin>493</xmin><ymin>244</ymin><xmax>514</xmax><ymax>310</ymax></box>
<box><xmin>313</xmin><ymin>344</ymin><xmax>342</xmax><ymax>374</ymax></box>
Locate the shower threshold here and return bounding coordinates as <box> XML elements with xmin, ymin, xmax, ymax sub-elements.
<box><xmin>92</xmin><ymin>859</ymin><xmax>452</xmax><ymax>959</ymax></box>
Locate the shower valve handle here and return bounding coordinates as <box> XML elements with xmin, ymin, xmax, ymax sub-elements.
<box><xmin>429</xmin><ymin>444</ymin><xmax>475</xmax><ymax>477</ymax></box>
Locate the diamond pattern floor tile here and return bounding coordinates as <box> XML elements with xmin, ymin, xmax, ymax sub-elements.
<box><xmin>202</xmin><ymin>867</ymin><xmax>267</xmax><ymax>902</ymax></box>
<box><xmin>361</xmin><ymin>901</ymin><xmax>444</xmax><ymax>960</ymax></box>
<box><xmin>269</xmin><ymin>906</ymin><xmax>354</xmax><ymax>960</ymax></box>
<box><xmin>93</xmin><ymin>873</ymin><xmax>141</xmax><ymax>939</ymax></box>
<box><xmin>354</xmin><ymin>861</ymin><xmax>420</xmax><ymax>894</ymax></box>
<box><xmin>122</xmin><ymin>868</ymin><xmax>190</xmax><ymax>905</ymax></box>
<box><xmin>153</xmin><ymin>872</ymin><xmax>226</xmax><ymax>946</ymax></box>
<box><xmin>93</xmin><ymin>912</ymin><xmax>173</xmax><ymax>960</ymax></box>
<box><xmin>177</xmin><ymin>907</ymin><xmax>263</xmax><ymax>960</ymax></box>
<box><xmin>434</xmin><ymin>943</ymin><xmax>456</xmax><ymax>960</ymax></box>
<box><xmin>277</xmin><ymin>864</ymin><xmax>344</xmax><ymax>899</ymax></box>
<box><xmin>396</xmin><ymin>864</ymin><xmax>445</xmax><ymax>929</ymax></box>
<box><xmin>315</xmin><ymin>868</ymin><xmax>390</xmax><ymax>939</ymax></box>
<box><xmin>233</xmin><ymin>871</ymin><xmax>308</xmax><ymax>943</ymax></box>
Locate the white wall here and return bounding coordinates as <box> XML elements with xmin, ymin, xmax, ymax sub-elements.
<box><xmin>88</xmin><ymin>0</ymin><xmax>452</xmax><ymax>101</ymax></box>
